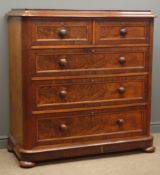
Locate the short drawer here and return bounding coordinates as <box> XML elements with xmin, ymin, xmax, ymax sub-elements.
<box><xmin>31</xmin><ymin>47</ymin><xmax>148</xmax><ymax>77</ymax></box>
<box><xmin>95</xmin><ymin>21</ymin><xmax>150</xmax><ymax>44</ymax></box>
<box><xmin>32</xmin><ymin>75</ymin><xmax>148</xmax><ymax>110</ymax></box>
<box><xmin>31</xmin><ymin>18</ymin><xmax>92</xmax><ymax>46</ymax></box>
<box><xmin>35</xmin><ymin>107</ymin><xmax>147</xmax><ymax>145</ymax></box>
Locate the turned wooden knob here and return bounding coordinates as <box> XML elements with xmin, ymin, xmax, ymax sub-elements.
<box><xmin>59</xmin><ymin>90</ymin><xmax>67</xmax><ymax>98</ymax></box>
<box><xmin>60</xmin><ymin>124</ymin><xmax>68</xmax><ymax>131</ymax></box>
<box><xmin>118</xmin><ymin>86</ymin><xmax>125</xmax><ymax>94</ymax></box>
<box><xmin>119</xmin><ymin>57</ymin><xmax>126</xmax><ymax>65</ymax></box>
<box><xmin>120</xmin><ymin>28</ymin><xmax>127</xmax><ymax>37</ymax></box>
<box><xmin>58</xmin><ymin>28</ymin><xmax>67</xmax><ymax>38</ymax></box>
<box><xmin>117</xmin><ymin>118</ymin><xmax>125</xmax><ymax>125</ymax></box>
<box><xmin>59</xmin><ymin>58</ymin><xmax>67</xmax><ymax>67</ymax></box>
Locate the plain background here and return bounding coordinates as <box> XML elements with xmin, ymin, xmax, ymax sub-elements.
<box><xmin>0</xmin><ymin>0</ymin><xmax>160</xmax><ymax>148</ymax></box>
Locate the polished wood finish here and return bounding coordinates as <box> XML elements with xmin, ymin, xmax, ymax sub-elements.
<box><xmin>7</xmin><ymin>9</ymin><xmax>155</xmax><ymax>168</ymax></box>
<box><xmin>95</xmin><ymin>21</ymin><xmax>150</xmax><ymax>44</ymax></box>
<box><xmin>8</xmin><ymin>17</ymin><xmax>23</xmax><ymax>146</ymax></box>
<box><xmin>19</xmin><ymin>161</ymin><xmax>35</xmax><ymax>168</ymax></box>
<box><xmin>31</xmin><ymin>19</ymin><xmax>92</xmax><ymax>46</ymax></box>
<box><xmin>31</xmin><ymin>47</ymin><xmax>148</xmax><ymax>77</ymax></box>
<box><xmin>142</xmin><ymin>146</ymin><xmax>156</xmax><ymax>153</ymax></box>
<box><xmin>36</xmin><ymin>107</ymin><xmax>146</xmax><ymax>145</ymax></box>
<box><xmin>7</xmin><ymin>9</ymin><xmax>155</xmax><ymax>18</ymax></box>
<box><xmin>32</xmin><ymin>75</ymin><xmax>147</xmax><ymax>110</ymax></box>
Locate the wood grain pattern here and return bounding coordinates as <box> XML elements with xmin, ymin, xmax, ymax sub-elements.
<box><xmin>95</xmin><ymin>21</ymin><xmax>149</xmax><ymax>44</ymax></box>
<box><xmin>7</xmin><ymin>9</ymin><xmax>155</xmax><ymax>18</ymax></box>
<box><xmin>31</xmin><ymin>19</ymin><xmax>92</xmax><ymax>46</ymax></box>
<box><xmin>32</xmin><ymin>75</ymin><xmax>147</xmax><ymax>110</ymax></box>
<box><xmin>36</xmin><ymin>108</ymin><xmax>145</xmax><ymax>145</ymax></box>
<box><xmin>31</xmin><ymin>44</ymin><xmax>150</xmax><ymax>49</ymax></box>
<box><xmin>7</xmin><ymin>10</ymin><xmax>155</xmax><ymax>168</ymax></box>
<box><xmin>146</xmin><ymin>19</ymin><xmax>154</xmax><ymax>135</ymax></box>
<box><xmin>31</xmin><ymin>47</ymin><xmax>148</xmax><ymax>77</ymax></box>
<box><xmin>8</xmin><ymin>17</ymin><xmax>23</xmax><ymax>146</ymax></box>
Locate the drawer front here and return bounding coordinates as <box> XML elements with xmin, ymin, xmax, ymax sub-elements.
<box><xmin>95</xmin><ymin>21</ymin><xmax>149</xmax><ymax>44</ymax></box>
<box><xmin>31</xmin><ymin>47</ymin><xmax>148</xmax><ymax>77</ymax></box>
<box><xmin>32</xmin><ymin>75</ymin><xmax>147</xmax><ymax>110</ymax></box>
<box><xmin>35</xmin><ymin>107</ymin><xmax>146</xmax><ymax>145</ymax></box>
<box><xmin>31</xmin><ymin>19</ymin><xmax>92</xmax><ymax>46</ymax></box>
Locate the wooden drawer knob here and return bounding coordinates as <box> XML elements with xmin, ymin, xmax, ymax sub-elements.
<box><xmin>59</xmin><ymin>90</ymin><xmax>67</xmax><ymax>98</ymax></box>
<box><xmin>118</xmin><ymin>86</ymin><xmax>125</xmax><ymax>94</ymax></box>
<box><xmin>60</xmin><ymin>124</ymin><xmax>68</xmax><ymax>131</ymax></box>
<box><xmin>58</xmin><ymin>28</ymin><xmax>67</xmax><ymax>38</ymax></box>
<box><xmin>119</xmin><ymin>57</ymin><xmax>126</xmax><ymax>65</ymax></box>
<box><xmin>59</xmin><ymin>58</ymin><xmax>67</xmax><ymax>67</ymax></box>
<box><xmin>117</xmin><ymin>119</ymin><xmax>125</xmax><ymax>125</ymax></box>
<box><xmin>120</xmin><ymin>28</ymin><xmax>127</xmax><ymax>37</ymax></box>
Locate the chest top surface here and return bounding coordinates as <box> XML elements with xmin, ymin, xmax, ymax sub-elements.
<box><xmin>7</xmin><ymin>9</ymin><xmax>155</xmax><ymax>18</ymax></box>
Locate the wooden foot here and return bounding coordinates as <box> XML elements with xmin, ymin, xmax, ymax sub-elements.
<box><xmin>19</xmin><ymin>161</ymin><xmax>35</xmax><ymax>168</ymax></box>
<box><xmin>143</xmin><ymin>146</ymin><xmax>155</xmax><ymax>153</ymax></box>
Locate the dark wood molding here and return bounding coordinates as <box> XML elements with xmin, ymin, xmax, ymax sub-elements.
<box><xmin>7</xmin><ymin>9</ymin><xmax>155</xmax><ymax>18</ymax></box>
<box><xmin>8</xmin><ymin>135</ymin><xmax>154</xmax><ymax>163</ymax></box>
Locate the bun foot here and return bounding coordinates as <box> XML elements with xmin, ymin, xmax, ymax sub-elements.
<box><xmin>19</xmin><ymin>161</ymin><xmax>35</xmax><ymax>168</ymax></box>
<box><xmin>143</xmin><ymin>146</ymin><xmax>155</xmax><ymax>153</ymax></box>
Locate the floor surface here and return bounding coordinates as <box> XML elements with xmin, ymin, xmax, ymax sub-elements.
<box><xmin>0</xmin><ymin>134</ymin><xmax>159</xmax><ymax>175</ymax></box>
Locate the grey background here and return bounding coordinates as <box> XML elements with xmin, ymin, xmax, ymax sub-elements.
<box><xmin>0</xmin><ymin>0</ymin><xmax>160</xmax><ymax>148</ymax></box>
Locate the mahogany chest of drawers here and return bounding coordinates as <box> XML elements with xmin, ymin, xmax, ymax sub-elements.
<box><xmin>7</xmin><ymin>9</ymin><xmax>155</xmax><ymax>168</ymax></box>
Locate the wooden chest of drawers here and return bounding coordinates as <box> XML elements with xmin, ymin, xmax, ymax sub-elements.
<box><xmin>7</xmin><ymin>9</ymin><xmax>155</xmax><ymax>168</ymax></box>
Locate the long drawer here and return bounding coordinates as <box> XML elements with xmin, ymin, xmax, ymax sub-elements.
<box><xmin>35</xmin><ymin>106</ymin><xmax>147</xmax><ymax>146</ymax></box>
<box><xmin>32</xmin><ymin>74</ymin><xmax>148</xmax><ymax>111</ymax></box>
<box><xmin>31</xmin><ymin>47</ymin><xmax>148</xmax><ymax>77</ymax></box>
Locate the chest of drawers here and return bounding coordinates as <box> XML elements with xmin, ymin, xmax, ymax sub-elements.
<box><xmin>7</xmin><ymin>9</ymin><xmax>155</xmax><ymax>168</ymax></box>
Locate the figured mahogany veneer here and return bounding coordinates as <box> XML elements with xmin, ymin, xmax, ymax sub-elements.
<box><xmin>33</xmin><ymin>74</ymin><xmax>147</xmax><ymax>110</ymax></box>
<box><xmin>31</xmin><ymin>47</ymin><xmax>148</xmax><ymax>76</ymax></box>
<box><xmin>7</xmin><ymin>9</ymin><xmax>155</xmax><ymax>168</ymax></box>
<box><xmin>95</xmin><ymin>21</ymin><xmax>150</xmax><ymax>44</ymax></box>
<box><xmin>31</xmin><ymin>19</ymin><xmax>93</xmax><ymax>46</ymax></box>
<box><xmin>36</xmin><ymin>107</ymin><xmax>146</xmax><ymax>145</ymax></box>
